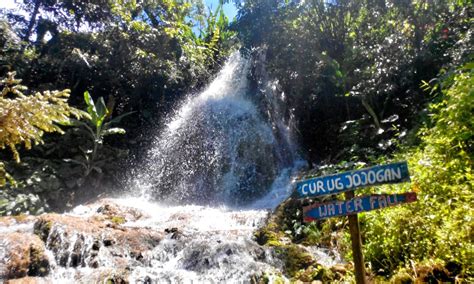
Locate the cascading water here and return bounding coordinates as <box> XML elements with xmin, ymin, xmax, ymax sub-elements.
<box><xmin>133</xmin><ymin>52</ymin><xmax>296</xmax><ymax>206</ymax></box>
<box><xmin>0</xmin><ymin>52</ymin><xmax>342</xmax><ymax>283</ymax></box>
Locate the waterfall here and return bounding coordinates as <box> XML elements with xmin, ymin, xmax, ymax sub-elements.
<box><xmin>133</xmin><ymin>51</ymin><xmax>298</xmax><ymax>207</ymax></box>
<box><xmin>0</xmin><ymin>52</ymin><xmax>342</xmax><ymax>283</ymax></box>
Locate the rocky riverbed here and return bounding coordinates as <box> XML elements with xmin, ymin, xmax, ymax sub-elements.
<box><xmin>0</xmin><ymin>197</ymin><xmax>346</xmax><ymax>283</ymax></box>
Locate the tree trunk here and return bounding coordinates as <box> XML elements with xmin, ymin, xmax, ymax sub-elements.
<box><xmin>361</xmin><ymin>97</ymin><xmax>382</xmax><ymax>130</ymax></box>
<box><xmin>23</xmin><ymin>0</ymin><xmax>41</xmax><ymax>43</ymax></box>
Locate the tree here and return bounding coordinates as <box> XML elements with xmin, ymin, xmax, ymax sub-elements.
<box><xmin>233</xmin><ymin>0</ymin><xmax>471</xmax><ymax>162</ymax></box>
<box><xmin>0</xmin><ymin>71</ymin><xmax>87</xmax><ymax>186</ymax></box>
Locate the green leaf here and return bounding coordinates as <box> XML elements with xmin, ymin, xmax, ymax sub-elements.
<box><xmin>84</xmin><ymin>91</ymin><xmax>96</xmax><ymax>115</ymax></box>
<box><xmin>103</xmin><ymin>127</ymin><xmax>126</xmax><ymax>136</ymax></box>
<box><xmin>84</xmin><ymin>91</ymin><xmax>99</xmax><ymax>125</ymax></box>
<box><xmin>95</xmin><ymin>96</ymin><xmax>109</xmax><ymax>128</ymax></box>
<box><xmin>104</xmin><ymin>111</ymin><xmax>135</xmax><ymax>127</ymax></box>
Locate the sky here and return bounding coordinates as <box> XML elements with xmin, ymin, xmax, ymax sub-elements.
<box><xmin>0</xmin><ymin>0</ymin><xmax>238</xmax><ymax>20</ymax></box>
<box><xmin>0</xmin><ymin>0</ymin><xmax>17</xmax><ymax>9</ymax></box>
<box><xmin>205</xmin><ymin>0</ymin><xmax>238</xmax><ymax>20</ymax></box>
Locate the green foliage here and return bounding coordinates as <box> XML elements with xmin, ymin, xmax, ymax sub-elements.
<box><xmin>0</xmin><ymin>3</ymin><xmax>236</xmax><ymax>210</ymax></box>
<box><xmin>0</xmin><ymin>72</ymin><xmax>89</xmax><ymax>215</ymax></box>
<box><xmin>361</xmin><ymin>64</ymin><xmax>473</xmax><ymax>279</ymax></box>
<box><xmin>0</xmin><ymin>71</ymin><xmax>87</xmax><ymax>187</ymax></box>
<box><xmin>66</xmin><ymin>92</ymin><xmax>132</xmax><ymax>178</ymax></box>
<box><xmin>0</xmin><ymin>72</ymin><xmax>87</xmax><ymax>163</ymax></box>
<box><xmin>234</xmin><ymin>0</ymin><xmax>471</xmax><ymax>163</ymax></box>
<box><xmin>1</xmin><ymin>0</ymin><xmax>236</xmax><ymax>137</ymax></box>
<box><xmin>260</xmin><ymin>64</ymin><xmax>472</xmax><ymax>279</ymax></box>
<box><xmin>0</xmin><ymin>190</ymin><xmax>46</xmax><ymax>215</ymax></box>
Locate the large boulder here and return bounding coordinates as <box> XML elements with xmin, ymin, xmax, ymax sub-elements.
<box><xmin>0</xmin><ymin>232</ymin><xmax>49</xmax><ymax>279</ymax></box>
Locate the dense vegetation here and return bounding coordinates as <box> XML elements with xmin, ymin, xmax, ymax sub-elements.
<box><xmin>235</xmin><ymin>0</ymin><xmax>471</xmax><ymax>164</ymax></box>
<box><xmin>0</xmin><ymin>0</ymin><xmax>472</xmax><ymax>282</ymax></box>
<box><xmin>0</xmin><ymin>0</ymin><xmax>236</xmax><ymax>213</ymax></box>
<box><xmin>235</xmin><ymin>0</ymin><xmax>472</xmax><ymax>281</ymax></box>
<box><xmin>259</xmin><ymin>63</ymin><xmax>472</xmax><ymax>282</ymax></box>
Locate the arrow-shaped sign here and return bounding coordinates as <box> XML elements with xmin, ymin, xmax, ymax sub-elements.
<box><xmin>296</xmin><ymin>162</ymin><xmax>410</xmax><ymax>198</ymax></box>
<box><xmin>303</xmin><ymin>192</ymin><xmax>417</xmax><ymax>222</ymax></box>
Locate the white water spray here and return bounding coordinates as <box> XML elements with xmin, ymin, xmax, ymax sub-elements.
<box><xmin>133</xmin><ymin>52</ymin><xmax>297</xmax><ymax>206</ymax></box>
<box><xmin>0</xmin><ymin>52</ymin><xmax>342</xmax><ymax>283</ymax></box>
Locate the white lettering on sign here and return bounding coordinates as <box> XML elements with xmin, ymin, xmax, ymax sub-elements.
<box><xmin>391</xmin><ymin>168</ymin><xmax>402</xmax><ymax>180</ymax></box>
<box><xmin>368</xmin><ymin>171</ymin><xmax>376</xmax><ymax>184</ymax></box>
<box><xmin>317</xmin><ymin>180</ymin><xmax>325</xmax><ymax>193</ymax></box>
<box><xmin>336</xmin><ymin>201</ymin><xmax>344</xmax><ymax>213</ymax></box>
<box><xmin>354</xmin><ymin>198</ymin><xmax>363</xmax><ymax>211</ymax></box>
<box><xmin>360</xmin><ymin>172</ymin><xmax>368</xmax><ymax>186</ymax></box>
<box><xmin>301</xmin><ymin>184</ymin><xmax>308</xmax><ymax>195</ymax></box>
<box><xmin>297</xmin><ymin>162</ymin><xmax>409</xmax><ymax>198</ymax></box>
<box><xmin>346</xmin><ymin>167</ymin><xmax>404</xmax><ymax>190</ymax></box>
<box><xmin>370</xmin><ymin>196</ymin><xmax>377</xmax><ymax>209</ymax></box>
<box><xmin>319</xmin><ymin>205</ymin><xmax>327</xmax><ymax>217</ymax></box>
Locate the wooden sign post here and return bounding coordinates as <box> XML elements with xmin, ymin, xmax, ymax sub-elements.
<box><xmin>346</xmin><ymin>190</ymin><xmax>366</xmax><ymax>284</ymax></box>
<box><xmin>295</xmin><ymin>162</ymin><xmax>416</xmax><ymax>284</ymax></box>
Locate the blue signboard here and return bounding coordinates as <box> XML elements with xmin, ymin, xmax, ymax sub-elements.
<box><xmin>303</xmin><ymin>192</ymin><xmax>417</xmax><ymax>221</ymax></box>
<box><xmin>296</xmin><ymin>162</ymin><xmax>410</xmax><ymax>198</ymax></box>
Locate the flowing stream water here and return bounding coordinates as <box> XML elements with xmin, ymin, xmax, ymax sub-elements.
<box><xmin>1</xmin><ymin>52</ymin><xmax>342</xmax><ymax>283</ymax></box>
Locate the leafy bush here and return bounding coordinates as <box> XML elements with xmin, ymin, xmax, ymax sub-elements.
<box><xmin>0</xmin><ymin>72</ymin><xmax>88</xmax><ymax>215</ymax></box>
<box><xmin>362</xmin><ymin>64</ymin><xmax>473</xmax><ymax>279</ymax></box>
<box><xmin>268</xmin><ymin>64</ymin><xmax>473</xmax><ymax>281</ymax></box>
<box><xmin>0</xmin><ymin>72</ymin><xmax>86</xmax><ymax>186</ymax></box>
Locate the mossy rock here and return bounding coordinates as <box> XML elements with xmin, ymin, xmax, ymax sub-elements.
<box><xmin>1</xmin><ymin>232</ymin><xmax>50</xmax><ymax>279</ymax></box>
<box><xmin>390</xmin><ymin>270</ymin><xmax>414</xmax><ymax>284</ymax></box>
<box><xmin>110</xmin><ymin>216</ymin><xmax>126</xmax><ymax>225</ymax></box>
<box><xmin>254</xmin><ymin>227</ymin><xmax>283</xmax><ymax>246</ymax></box>
<box><xmin>254</xmin><ymin>198</ymin><xmax>303</xmax><ymax>246</ymax></box>
<box><xmin>284</xmin><ymin>245</ymin><xmax>316</xmax><ymax>277</ymax></box>
<box><xmin>293</xmin><ymin>264</ymin><xmax>335</xmax><ymax>282</ymax></box>
<box><xmin>33</xmin><ymin>219</ymin><xmax>53</xmax><ymax>242</ymax></box>
<box><xmin>28</xmin><ymin>245</ymin><xmax>50</xmax><ymax>277</ymax></box>
<box><xmin>250</xmin><ymin>271</ymin><xmax>287</xmax><ymax>284</ymax></box>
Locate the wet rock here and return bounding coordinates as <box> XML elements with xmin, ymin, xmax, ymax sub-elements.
<box><xmin>143</xmin><ymin>276</ymin><xmax>152</xmax><ymax>284</ymax></box>
<box><xmin>71</xmin><ymin>267</ymin><xmax>130</xmax><ymax>284</ymax></box>
<box><xmin>103</xmin><ymin>239</ymin><xmax>114</xmax><ymax>246</ymax></box>
<box><xmin>130</xmin><ymin>251</ymin><xmax>143</xmax><ymax>261</ymax></box>
<box><xmin>1</xmin><ymin>196</ymin><xmax>308</xmax><ymax>282</ymax></box>
<box><xmin>0</xmin><ymin>232</ymin><xmax>49</xmax><ymax>279</ymax></box>
<box><xmin>90</xmin><ymin>260</ymin><xmax>99</xmax><ymax>268</ymax></box>
<box><xmin>95</xmin><ymin>200</ymin><xmax>145</xmax><ymax>222</ymax></box>
<box><xmin>164</xmin><ymin>227</ymin><xmax>178</xmax><ymax>233</ymax></box>
<box><xmin>330</xmin><ymin>264</ymin><xmax>347</xmax><ymax>276</ymax></box>
<box><xmin>32</xmin><ymin>213</ymin><xmax>163</xmax><ymax>270</ymax></box>
<box><xmin>32</xmin><ymin>219</ymin><xmax>52</xmax><ymax>242</ymax></box>
<box><xmin>5</xmin><ymin>276</ymin><xmax>51</xmax><ymax>283</ymax></box>
<box><xmin>92</xmin><ymin>240</ymin><xmax>100</xmax><ymax>251</ymax></box>
<box><xmin>254</xmin><ymin>247</ymin><xmax>267</xmax><ymax>261</ymax></box>
<box><xmin>165</xmin><ymin>227</ymin><xmax>182</xmax><ymax>239</ymax></box>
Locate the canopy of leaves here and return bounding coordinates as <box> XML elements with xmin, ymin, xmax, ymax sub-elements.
<box><xmin>233</xmin><ymin>0</ymin><xmax>472</xmax><ymax>162</ymax></box>
<box><xmin>1</xmin><ymin>0</ymin><xmax>236</xmax><ymax>132</ymax></box>
<box><xmin>0</xmin><ymin>0</ymin><xmax>237</xmax><ymax>212</ymax></box>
